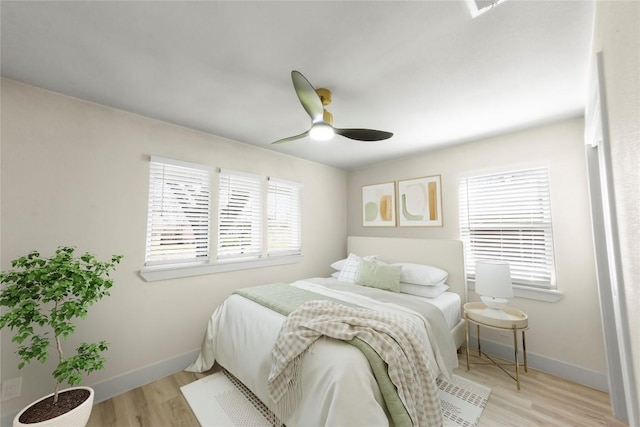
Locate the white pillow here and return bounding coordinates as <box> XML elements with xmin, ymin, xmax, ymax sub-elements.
<box><xmin>337</xmin><ymin>253</ymin><xmax>374</xmax><ymax>283</ymax></box>
<box><xmin>331</xmin><ymin>253</ymin><xmax>376</xmax><ymax>271</ymax></box>
<box><xmin>399</xmin><ymin>282</ymin><xmax>449</xmax><ymax>298</ymax></box>
<box><xmin>392</xmin><ymin>262</ymin><xmax>448</xmax><ymax>286</ymax></box>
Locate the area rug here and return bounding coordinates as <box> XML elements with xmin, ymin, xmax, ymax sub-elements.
<box><xmin>437</xmin><ymin>374</ymin><xmax>491</xmax><ymax>427</ymax></box>
<box><xmin>181</xmin><ymin>369</ymin><xmax>491</xmax><ymax>427</ymax></box>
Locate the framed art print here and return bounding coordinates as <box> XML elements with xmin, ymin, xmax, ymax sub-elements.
<box><xmin>362</xmin><ymin>182</ymin><xmax>396</xmax><ymax>227</ymax></box>
<box><xmin>398</xmin><ymin>175</ymin><xmax>442</xmax><ymax>227</ymax></box>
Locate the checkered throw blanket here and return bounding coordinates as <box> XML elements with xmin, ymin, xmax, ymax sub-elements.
<box><xmin>268</xmin><ymin>300</ymin><xmax>443</xmax><ymax>427</ymax></box>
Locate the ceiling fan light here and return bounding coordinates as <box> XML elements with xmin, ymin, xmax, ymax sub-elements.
<box><xmin>309</xmin><ymin>122</ymin><xmax>334</xmax><ymax>141</ymax></box>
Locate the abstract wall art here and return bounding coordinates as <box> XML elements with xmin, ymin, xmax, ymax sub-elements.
<box><xmin>398</xmin><ymin>175</ymin><xmax>443</xmax><ymax>227</ymax></box>
<box><xmin>362</xmin><ymin>182</ymin><xmax>396</xmax><ymax>227</ymax></box>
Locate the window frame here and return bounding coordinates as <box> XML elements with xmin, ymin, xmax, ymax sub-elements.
<box><xmin>144</xmin><ymin>156</ymin><xmax>212</xmax><ymax>267</ymax></box>
<box><xmin>140</xmin><ymin>160</ymin><xmax>303</xmax><ymax>282</ymax></box>
<box><xmin>459</xmin><ymin>165</ymin><xmax>562</xmax><ymax>302</ymax></box>
<box><xmin>217</xmin><ymin>169</ymin><xmax>264</xmax><ymax>261</ymax></box>
<box><xmin>267</xmin><ymin>177</ymin><xmax>302</xmax><ymax>257</ymax></box>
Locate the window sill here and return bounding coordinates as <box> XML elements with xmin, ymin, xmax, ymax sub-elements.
<box><xmin>468</xmin><ymin>283</ymin><xmax>563</xmax><ymax>303</ymax></box>
<box><xmin>139</xmin><ymin>255</ymin><xmax>303</xmax><ymax>282</ymax></box>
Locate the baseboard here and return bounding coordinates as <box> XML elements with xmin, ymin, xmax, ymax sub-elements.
<box><xmin>0</xmin><ymin>349</ymin><xmax>200</xmax><ymax>427</ymax></box>
<box><xmin>90</xmin><ymin>349</ymin><xmax>201</xmax><ymax>404</ymax></box>
<box><xmin>465</xmin><ymin>336</ymin><xmax>609</xmax><ymax>392</ymax></box>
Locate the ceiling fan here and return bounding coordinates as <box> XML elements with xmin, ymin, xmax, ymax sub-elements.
<box><xmin>271</xmin><ymin>71</ymin><xmax>393</xmax><ymax>145</ymax></box>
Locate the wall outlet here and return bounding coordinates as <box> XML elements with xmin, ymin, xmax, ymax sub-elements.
<box><xmin>1</xmin><ymin>377</ymin><xmax>22</xmax><ymax>401</ymax></box>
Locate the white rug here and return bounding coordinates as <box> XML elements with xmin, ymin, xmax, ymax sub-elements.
<box><xmin>181</xmin><ymin>370</ymin><xmax>280</xmax><ymax>427</ymax></box>
<box><xmin>181</xmin><ymin>369</ymin><xmax>490</xmax><ymax>427</ymax></box>
<box><xmin>437</xmin><ymin>374</ymin><xmax>491</xmax><ymax>427</ymax></box>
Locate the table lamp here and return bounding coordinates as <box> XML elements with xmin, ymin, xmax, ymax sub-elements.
<box><xmin>475</xmin><ymin>260</ymin><xmax>513</xmax><ymax>312</ymax></box>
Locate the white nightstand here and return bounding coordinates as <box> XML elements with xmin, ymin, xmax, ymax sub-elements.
<box><xmin>464</xmin><ymin>302</ymin><xmax>529</xmax><ymax>390</ymax></box>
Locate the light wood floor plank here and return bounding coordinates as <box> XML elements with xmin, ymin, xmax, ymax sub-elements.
<box><xmin>87</xmin><ymin>351</ymin><xmax>627</xmax><ymax>427</ymax></box>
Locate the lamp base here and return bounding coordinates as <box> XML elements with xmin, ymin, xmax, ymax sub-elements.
<box><xmin>480</xmin><ymin>296</ymin><xmax>511</xmax><ymax>319</ymax></box>
<box><xmin>480</xmin><ymin>295</ymin><xmax>509</xmax><ymax>310</ymax></box>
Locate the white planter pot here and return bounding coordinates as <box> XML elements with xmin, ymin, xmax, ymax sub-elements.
<box><xmin>13</xmin><ymin>386</ymin><xmax>94</xmax><ymax>427</ymax></box>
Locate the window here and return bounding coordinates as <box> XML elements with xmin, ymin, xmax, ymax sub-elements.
<box><xmin>141</xmin><ymin>160</ymin><xmax>302</xmax><ymax>280</ymax></box>
<box><xmin>217</xmin><ymin>169</ymin><xmax>302</xmax><ymax>261</ymax></box>
<box><xmin>145</xmin><ymin>157</ymin><xmax>211</xmax><ymax>266</ymax></box>
<box><xmin>459</xmin><ymin>167</ymin><xmax>556</xmax><ymax>289</ymax></box>
<box><xmin>268</xmin><ymin>178</ymin><xmax>302</xmax><ymax>256</ymax></box>
<box><xmin>217</xmin><ymin>170</ymin><xmax>263</xmax><ymax>260</ymax></box>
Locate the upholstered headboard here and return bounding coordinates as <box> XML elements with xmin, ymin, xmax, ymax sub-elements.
<box><xmin>347</xmin><ymin>236</ymin><xmax>467</xmax><ymax>306</ymax></box>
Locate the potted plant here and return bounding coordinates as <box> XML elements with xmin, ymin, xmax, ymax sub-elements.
<box><xmin>0</xmin><ymin>247</ymin><xmax>122</xmax><ymax>426</ymax></box>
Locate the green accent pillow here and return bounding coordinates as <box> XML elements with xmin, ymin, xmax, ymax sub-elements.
<box><xmin>356</xmin><ymin>259</ymin><xmax>402</xmax><ymax>293</ymax></box>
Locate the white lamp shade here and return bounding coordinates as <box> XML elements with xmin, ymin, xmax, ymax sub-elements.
<box><xmin>475</xmin><ymin>260</ymin><xmax>513</xmax><ymax>299</ymax></box>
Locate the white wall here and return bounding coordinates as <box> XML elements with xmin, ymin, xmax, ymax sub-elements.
<box><xmin>347</xmin><ymin>118</ymin><xmax>609</xmax><ymax>385</ymax></box>
<box><xmin>0</xmin><ymin>79</ymin><xmax>347</xmax><ymax>419</ymax></box>
<box><xmin>593</xmin><ymin>0</ymin><xmax>640</xmax><ymax>413</ymax></box>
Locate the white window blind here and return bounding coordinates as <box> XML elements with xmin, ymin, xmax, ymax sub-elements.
<box><xmin>459</xmin><ymin>167</ymin><xmax>556</xmax><ymax>288</ymax></box>
<box><xmin>145</xmin><ymin>157</ymin><xmax>210</xmax><ymax>266</ymax></box>
<box><xmin>217</xmin><ymin>169</ymin><xmax>263</xmax><ymax>260</ymax></box>
<box><xmin>268</xmin><ymin>178</ymin><xmax>302</xmax><ymax>256</ymax></box>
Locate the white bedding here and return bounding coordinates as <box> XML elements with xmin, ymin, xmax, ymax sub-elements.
<box><xmin>316</xmin><ymin>277</ymin><xmax>462</xmax><ymax>329</ymax></box>
<box><xmin>186</xmin><ymin>278</ymin><xmax>459</xmax><ymax>427</ymax></box>
<box><xmin>418</xmin><ymin>291</ymin><xmax>461</xmax><ymax>330</ymax></box>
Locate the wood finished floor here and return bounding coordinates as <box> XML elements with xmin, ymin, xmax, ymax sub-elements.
<box><xmin>87</xmin><ymin>351</ymin><xmax>627</xmax><ymax>427</ymax></box>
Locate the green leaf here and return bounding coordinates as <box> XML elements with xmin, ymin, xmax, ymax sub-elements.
<box><xmin>0</xmin><ymin>248</ymin><xmax>122</xmax><ymax>392</ymax></box>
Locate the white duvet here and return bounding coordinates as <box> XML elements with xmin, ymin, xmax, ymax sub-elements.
<box><xmin>186</xmin><ymin>278</ymin><xmax>457</xmax><ymax>427</ymax></box>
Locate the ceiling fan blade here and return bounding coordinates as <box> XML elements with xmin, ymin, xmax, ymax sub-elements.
<box><xmin>270</xmin><ymin>129</ymin><xmax>311</xmax><ymax>145</ymax></box>
<box><xmin>334</xmin><ymin>128</ymin><xmax>393</xmax><ymax>141</ymax></box>
<box><xmin>291</xmin><ymin>71</ymin><xmax>324</xmax><ymax>122</ymax></box>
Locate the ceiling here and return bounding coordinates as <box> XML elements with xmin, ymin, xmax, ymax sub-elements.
<box><xmin>1</xmin><ymin>1</ymin><xmax>595</xmax><ymax>170</ymax></box>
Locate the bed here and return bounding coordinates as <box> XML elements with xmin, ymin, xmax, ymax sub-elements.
<box><xmin>186</xmin><ymin>236</ymin><xmax>467</xmax><ymax>426</ymax></box>
<box><xmin>347</xmin><ymin>236</ymin><xmax>467</xmax><ymax>348</ymax></box>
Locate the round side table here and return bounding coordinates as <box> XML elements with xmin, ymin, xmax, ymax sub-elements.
<box><xmin>464</xmin><ymin>302</ymin><xmax>529</xmax><ymax>390</ymax></box>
